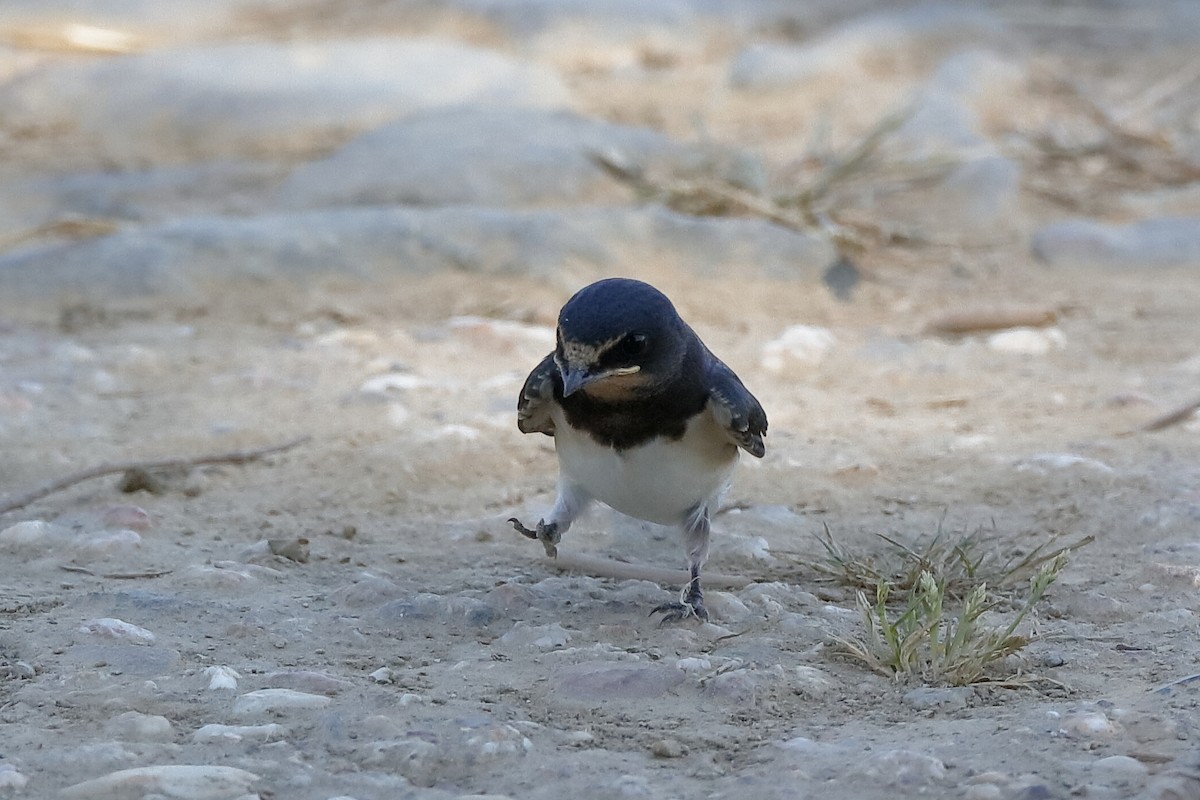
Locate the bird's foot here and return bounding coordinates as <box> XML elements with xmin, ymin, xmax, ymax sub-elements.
<box><xmin>649</xmin><ymin>599</ymin><xmax>708</xmax><ymax>625</ymax></box>
<box><xmin>508</xmin><ymin>517</ymin><xmax>561</xmax><ymax>558</ymax></box>
<box><xmin>650</xmin><ymin>579</ymin><xmax>707</xmax><ymax>625</ymax></box>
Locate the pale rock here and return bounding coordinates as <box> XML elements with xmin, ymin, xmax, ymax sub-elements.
<box><xmin>0</xmin><ymin>519</ymin><xmax>68</xmax><ymax>551</ymax></box>
<box><xmin>73</xmin><ymin>529</ymin><xmax>142</xmax><ymax>560</ymax></box>
<box><xmin>792</xmin><ymin>665</ymin><xmax>839</xmax><ymax>698</ymax></box>
<box><xmin>79</xmin><ymin>617</ymin><xmax>156</xmax><ymax>645</ymax></box>
<box><xmin>761</xmin><ymin>325</ymin><xmax>836</xmax><ymax>371</ymax></box>
<box><xmin>359</xmin><ymin>373</ymin><xmax>432</xmax><ymax>395</ymax></box>
<box><xmin>465</xmin><ymin>723</ymin><xmax>533</xmax><ymax>757</ymax></box>
<box><xmin>2</xmin><ymin>38</ymin><xmax>570</xmax><ymax>164</ymax></box>
<box><xmin>675</xmin><ymin>657</ymin><xmax>711</xmax><ymax>673</ymax></box>
<box><xmin>1015</xmin><ymin>453</ymin><xmax>1114</xmax><ymax>475</ymax></box>
<box><xmin>903</xmin><ymin>686</ymin><xmax>972</xmax><ymax>710</ymax></box>
<box><xmin>555</xmin><ymin>661</ymin><xmax>685</xmax><ymax>701</ymax></box>
<box><xmin>986</xmin><ymin>327</ymin><xmax>1066</xmax><ymax>355</ymax></box>
<box><xmin>192</xmin><ymin>723</ymin><xmax>285</xmax><ymax>744</ymax></box>
<box><xmin>1060</xmin><ymin>710</ymin><xmax>1121</xmax><ymax>739</ymax></box>
<box><xmin>729</xmin><ymin>6</ymin><xmax>1004</xmax><ymax>89</ymax></box>
<box><xmin>499</xmin><ymin>622</ymin><xmax>572</xmax><ymax>651</ymax></box>
<box><xmin>101</xmin><ymin>504</ymin><xmax>152</xmax><ymax>531</ymax></box>
<box><xmin>281</xmin><ymin>108</ymin><xmax>679</xmax><ymax>209</ymax></box>
<box><xmin>0</xmin><ymin>206</ymin><xmax>833</xmax><ymax>301</ymax></box>
<box><xmin>1033</xmin><ymin>217</ymin><xmax>1200</xmax><ymax>269</ymax></box>
<box><xmin>233</xmin><ymin>688</ymin><xmax>332</xmax><ymax>717</ymax></box>
<box><xmin>369</xmin><ymin>667</ymin><xmax>394</xmax><ymax>684</ymax></box>
<box><xmin>60</xmin><ymin>765</ymin><xmax>260</xmax><ymax>799</ymax></box>
<box><xmin>865</xmin><ymin>749</ymin><xmax>947</xmax><ymax>786</ymax></box>
<box><xmin>0</xmin><ymin>763</ymin><xmax>29</xmax><ymax>791</ymax></box>
<box><xmin>104</xmin><ymin>711</ymin><xmax>174</xmax><ymax>742</ymax></box>
<box><xmin>203</xmin><ymin>665</ymin><xmax>240</xmax><ymax>691</ymax></box>
<box><xmin>264</xmin><ymin>669</ymin><xmax>353</xmax><ymax>695</ymax></box>
<box><xmin>702</xmin><ymin>591</ymin><xmax>752</xmax><ymax>621</ymax></box>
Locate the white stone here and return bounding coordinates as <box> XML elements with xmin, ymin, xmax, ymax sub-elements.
<box><xmin>0</xmin><ymin>519</ymin><xmax>68</xmax><ymax>551</ymax></box>
<box><xmin>203</xmin><ymin>665</ymin><xmax>240</xmax><ymax>691</ymax></box>
<box><xmin>792</xmin><ymin>665</ymin><xmax>839</xmax><ymax>698</ymax></box>
<box><xmin>1016</xmin><ymin>453</ymin><xmax>1114</xmax><ymax>475</ymax></box>
<box><xmin>232</xmin><ymin>688</ymin><xmax>332</xmax><ymax>717</ymax></box>
<box><xmin>499</xmin><ymin>622</ymin><xmax>572</xmax><ymax>651</ymax></box>
<box><xmin>761</xmin><ymin>325</ymin><xmax>837</xmax><ymax>371</ymax></box>
<box><xmin>1060</xmin><ymin>711</ymin><xmax>1120</xmax><ymax>739</ymax></box>
<box><xmin>986</xmin><ymin>327</ymin><xmax>1066</xmax><ymax>355</ymax></box>
<box><xmin>1091</xmin><ymin>755</ymin><xmax>1149</xmax><ymax>784</ymax></box>
<box><xmin>359</xmin><ymin>373</ymin><xmax>432</xmax><ymax>394</ymax></box>
<box><xmin>0</xmin><ymin>763</ymin><xmax>29</xmax><ymax>791</ymax></box>
<box><xmin>60</xmin><ymin>765</ymin><xmax>260</xmax><ymax>799</ymax></box>
<box><xmin>79</xmin><ymin>617</ymin><xmax>156</xmax><ymax>645</ymax></box>
<box><xmin>104</xmin><ymin>711</ymin><xmax>174</xmax><ymax>742</ymax></box>
<box><xmin>192</xmin><ymin>723</ymin><xmax>284</xmax><ymax>743</ymax></box>
<box><xmin>369</xmin><ymin>667</ymin><xmax>394</xmax><ymax>684</ymax></box>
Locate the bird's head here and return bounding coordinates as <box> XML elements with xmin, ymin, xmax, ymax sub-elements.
<box><xmin>554</xmin><ymin>278</ymin><xmax>688</xmax><ymax>400</ymax></box>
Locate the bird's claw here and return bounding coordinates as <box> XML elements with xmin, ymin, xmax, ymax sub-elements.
<box><xmin>508</xmin><ymin>517</ymin><xmax>560</xmax><ymax>558</ymax></box>
<box><xmin>649</xmin><ymin>600</ymin><xmax>708</xmax><ymax>626</ymax></box>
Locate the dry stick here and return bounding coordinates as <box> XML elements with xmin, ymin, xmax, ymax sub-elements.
<box><xmin>925</xmin><ymin>308</ymin><xmax>1059</xmax><ymax>336</ymax></box>
<box><xmin>0</xmin><ymin>436</ymin><xmax>311</xmax><ymax>515</ymax></box>
<box><xmin>1139</xmin><ymin>397</ymin><xmax>1200</xmax><ymax>433</ymax></box>
<box><xmin>549</xmin><ymin>551</ymin><xmax>754</xmax><ymax>590</ymax></box>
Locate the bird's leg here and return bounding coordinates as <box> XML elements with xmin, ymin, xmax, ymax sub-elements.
<box><xmin>651</xmin><ymin>506</ymin><xmax>711</xmax><ymax>624</ymax></box>
<box><xmin>508</xmin><ymin>518</ymin><xmax>561</xmax><ymax>558</ymax></box>
<box><xmin>509</xmin><ymin>479</ymin><xmax>590</xmax><ymax>559</ymax></box>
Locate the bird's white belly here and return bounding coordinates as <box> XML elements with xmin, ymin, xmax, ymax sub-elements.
<box><xmin>552</xmin><ymin>409</ymin><xmax>738</xmax><ymax>526</ymax></box>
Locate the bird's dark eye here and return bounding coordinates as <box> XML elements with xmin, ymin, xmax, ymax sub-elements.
<box><xmin>622</xmin><ymin>333</ymin><xmax>648</xmax><ymax>358</ymax></box>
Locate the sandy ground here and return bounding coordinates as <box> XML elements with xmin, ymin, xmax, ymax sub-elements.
<box><xmin>3</xmin><ymin>3</ymin><xmax>1200</xmax><ymax>799</ymax></box>
<box><xmin>2</xmin><ymin>261</ymin><xmax>1199</xmax><ymax>798</ymax></box>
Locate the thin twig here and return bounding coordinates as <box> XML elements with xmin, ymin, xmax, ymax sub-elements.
<box><xmin>1138</xmin><ymin>397</ymin><xmax>1200</xmax><ymax>433</ymax></box>
<box><xmin>0</xmin><ymin>436</ymin><xmax>311</xmax><ymax>515</ymax></box>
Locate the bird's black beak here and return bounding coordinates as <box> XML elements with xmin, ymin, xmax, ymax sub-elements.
<box><xmin>560</xmin><ymin>365</ymin><xmax>591</xmax><ymax>397</ymax></box>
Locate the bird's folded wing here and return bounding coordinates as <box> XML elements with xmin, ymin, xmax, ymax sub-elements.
<box><xmin>516</xmin><ymin>352</ymin><xmax>558</xmax><ymax>436</ymax></box>
<box><xmin>706</xmin><ymin>360</ymin><xmax>768</xmax><ymax>457</ymax></box>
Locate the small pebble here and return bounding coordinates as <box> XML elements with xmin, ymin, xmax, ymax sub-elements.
<box><xmin>1060</xmin><ymin>710</ymin><xmax>1120</xmax><ymax>739</ymax></box>
<box><xmin>265</xmin><ymin>669</ymin><xmax>351</xmax><ymax>695</ymax></box>
<box><xmin>904</xmin><ymin>686</ymin><xmax>972</xmax><ymax>711</ymax></box>
<box><xmin>104</xmin><ymin>711</ymin><xmax>174</xmax><ymax>742</ymax></box>
<box><xmin>79</xmin><ymin>618</ymin><xmax>156</xmax><ymax>645</ymax></box>
<box><xmin>192</xmin><ymin>722</ymin><xmax>285</xmax><ymax>743</ymax></box>
<box><xmin>0</xmin><ymin>763</ymin><xmax>29</xmax><ymax>791</ymax></box>
<box><xmin>101</xmin><ymin>505</ymin><xmax>152</xmax><ymax>531</ymax></box>
<box><xmin>866</xmin><ymin>749</ymin><xmax>947</xmax><ymax>785</ymax></box>
<box><xmin>761</xmin><ymin>325</ymin><xmax>836</xmax><ymax>371</ymax></box>
<box><xmin>203</xmin><ymin>665</ymin><xmax>240</xmax><ymax>691</ymax></box>
<box><xmin>792</xmin><ymin>665</ymin><xmax>839</xmax><ymax>699</ymax></box>
<box><xmin>986</xmin><ymin>327</ymin><xmax>1065</xmax><ymax>355</ymax></box>
<box><xmin>74</xmin><ymin>529</ymin><xmax>142</xmax><ymax>559</ymax></box>
<box><xmin>498</xmin><ymin>622</ymin><xmax>571</xmax><ymax>651</ymax></box>
<box><xmin>0</xmin><ymin>519</ymin><xmax>67</xmax><ymax>551</ymax></box>
<box><xmin>649</xmin><ymin>738</ymin><xmax>688</xmax><ymax>758</ymax></box>
<box><xmin>233</xmin><ymin>688</ymin><xmax>332</xmax><ymax>717</ymax></box>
